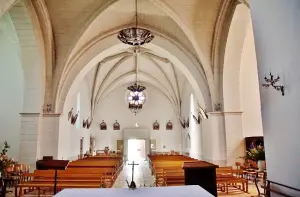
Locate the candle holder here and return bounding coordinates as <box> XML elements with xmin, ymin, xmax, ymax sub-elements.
<box><xmin>262</xmin><ymin>72</ymin><xmax>285</xmax><ymax>96</ymax></box>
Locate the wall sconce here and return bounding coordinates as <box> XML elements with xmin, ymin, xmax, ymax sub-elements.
<box><xmin>262</xmin><ymin>72</ymin><xmax>285</xmax><ymax>96</ymax></box>
<box><xmin>192</xmin><ymin>103</ymin><xmax>209</xmax><ymax>124</ymax></box>
<box><xmin>71</xmin><ymin>111</ymin><xmax>79</xmax><ymax>125</ymax></box>
<box><xmin>179</xmin><ymin>117</ymin><xmax>189</xmax><ymax>129</ymax></box>
<box><xmin>87</xmin><ymin>118</ymin><xmax>93</xmax><ymax>129</ymax></box>
<box><xmin>83</xmin><ymin>117</ymin><xmax>92</xmax><ymax>129</ymax></box>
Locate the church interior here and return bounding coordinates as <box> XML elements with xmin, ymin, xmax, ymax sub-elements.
<box><xmin>0</xmin><ymin>0</ymin><xmax>299</xmax><ymax>197</ymax></box>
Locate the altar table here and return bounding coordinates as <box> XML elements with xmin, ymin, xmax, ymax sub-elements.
<box><xmin>54</xmin><ymin>185</ymin><xmax>214</xmax><ymax>197</ymax></box>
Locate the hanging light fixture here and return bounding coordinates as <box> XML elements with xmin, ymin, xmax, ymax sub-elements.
<box><xmin>118</xmin><ymin>0</ymin><xmax>154</xmax><ymax>46</ymax></box>
<box><xmin>127</xmin><ymin>49</ymin><xmax>146</xmax><ymax>115</ymax></box>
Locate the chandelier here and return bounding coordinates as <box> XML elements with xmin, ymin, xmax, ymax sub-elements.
<box><xmin>127</xmin><ymin>90</ymin><xmax>145</xmax><ymax>115</ymax></box>
<box><xmin>127</xmin><ymin>50</ymin><xmax>146</xmax><ymax>115</ymax></box>
<box><xmin>127</xmin><ymin>82</ymin><xmax>146</xmax><ymax>92</ymax></box>
<box><xmin>117</xmin><ymin>0</ymin><xmax>154</xmax><ymax>46</ymax></box>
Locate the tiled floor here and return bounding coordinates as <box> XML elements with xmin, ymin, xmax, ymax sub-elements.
<box><xmin>113</xmin><ymin>159</ymin><xmax>155</xmax><ymax>188</ymax></box>
<box><xmin>113</xmin><ymin>160</ymin><xmax>261</xmax><ymax>197</ymax></box>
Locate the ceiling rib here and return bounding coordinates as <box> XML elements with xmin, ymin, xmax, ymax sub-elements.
<box><xmin>142</xmin><ymin>54</ymin><xmax>179</xmax><ymax>106</ymax></box>
<box><xmin>95</xmin><ymin>71</ymin><xmax>178</xmax><ymax>109</ymax></box>
<box><xmin>93</xmin><ymin>54</ymin><xmax>133</xmax><ymax>107</ymax></box>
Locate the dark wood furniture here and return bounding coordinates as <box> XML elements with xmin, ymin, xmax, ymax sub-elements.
<box><xmin>183</xmin><ymin>161</ymin><xmax>219</xmax><ymax>197</ymax></box>
<box><xmin>36</xmin><ymin>159</ymin><xmax>70</xmax><ymax>170</ymax></box>
<box><xmin>1</xmin><ymin>177</ymin><xmax>16</xmax><ymax>197</ymax></box>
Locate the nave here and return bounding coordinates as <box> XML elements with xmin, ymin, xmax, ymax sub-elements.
<box><xmin>113</xmin><ymin>160</ymin><xmax>258</xmax><ymax>197</ymax></box>
<box><xmin>4</xmin><ymin>155</ymin><xmax>260</xmax><ymax>197</ymax></box>
<box><xmin>113</xmin><ymin>161</ymin><xmax>155</xmax><ymax>188</ymax></box>
<box><xmin>2</xmin><ymin>0</ymin><xmax>300</xmax><ymax>196</ymax></box>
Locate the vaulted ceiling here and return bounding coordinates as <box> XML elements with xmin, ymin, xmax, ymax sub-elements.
<box><xmin>2</xmin><ymin>0</ymin><xmax>250</xmax><ymax>113</ymax></box>
<box><xmin>83</xmin><ymin>47</ymin><xmax>186</xmax><ymax>115</ymax></box>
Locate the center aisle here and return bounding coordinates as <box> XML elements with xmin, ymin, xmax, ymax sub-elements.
<box><xmin>113</xmin><ymin>160</ymin><xmax>155</xmax><ymax>188</ymax></box>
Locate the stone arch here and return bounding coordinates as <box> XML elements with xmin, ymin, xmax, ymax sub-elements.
<box><xmin>55</xmin><ymin>26</ymin><xmax>213</xmax><ymax>115</ymax></box>
<box><xmin>0</xmin><ymin>13</ymin><xmax>24</xmax><ymax>158</ymax></box>
<box><xmin>9</xmin><ymin>0</ymin><xmax>46</xmax><ymax>113</ymax></box>
<box><xmin>0</xmin><ymin>0</ymin><xmax>18</xmax><ymax>18</ymax></box>
<box><xmin>219</xmin><ymin>3</ymin><xmax>263</xmax><ymax>165</ymax></box>
<box><xmin>57</xmin><ymin>0</ymin><xmax>214</xmax><ymax>103</ymax></box>
<box><xmin>223</xmin><ymin>4</ymin><xmax>250</xmax><ymax>111</ymax></box>
<box><xmin>6</xmin><ymin>0</ymin><xmax>46</xmax><ymax>164</ymax></box>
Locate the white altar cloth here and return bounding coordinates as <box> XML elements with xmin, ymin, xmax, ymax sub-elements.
<box><xmin>54</xmin><ymin>186</ymin><xmax>214</xmax><ymax>197</ymax></box>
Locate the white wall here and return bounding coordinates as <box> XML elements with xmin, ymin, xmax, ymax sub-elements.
<box><xmin>251</xmin><ymin>0</ymin><xmax>300</xmax><ymax>193</ymax></box>
<box><xmin>180</xmin><ymin>82</ymin><xmax>203</xmax><ymax>159</ymax></box>
<box><xmin>58</xmin><ymin>79</ymin><xmax>91</xmax><ymax>160</ymax></box>
<box><xmin>240</xmin><ymin>18</ymin><xmax>263</xmax><ymax>138</ymax></box>
<box><xmin>0</xmin><ymin>13</ymin><xmax>23</xmax><ymax>159</ymax></box>
<box><xmin>222</xmin><ymin>4</ymin><xmax>263</xmax><ymax>165</ymax></box>
<box><xmin>93</xmin><ymin>85</ymin><xmax>181</xmax><ymax>154</ymax></box>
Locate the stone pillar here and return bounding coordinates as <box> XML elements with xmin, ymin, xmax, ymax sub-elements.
<box><xmin>223</xmin><ymin>112</ymin><xmax>244</xmax><ymax>166</ymax></box>
<box><xmin>19</xmin><ymin>113</ymin><xmax>40</xmax><ymax>170</ymax></box>
<box><xmin>250</xmin><ymin>0</ymin><xmax>300</xmax><ymax>191</ymax></box>
<box><xmin>203</xmin><ymin>112</ymin><xmax>227</xmax><ymax>166</ymax></box>
<box><xmin>38</xmin><ymin>113</ymin><xmax>60</xmax><ymax>159</ymax></box>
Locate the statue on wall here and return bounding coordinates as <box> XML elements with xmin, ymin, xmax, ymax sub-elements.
<box><xmin>89</xmin><ymin>136</ymin><xmax>96</xmax><ymax>155</ymax></box>
<box><xmin>113</xmin><ymin>120</ymin><xmax>120</xmax><ymax>130</ymax></box>
<box><xmin>100</xmin><ymin>120</ymin><xmax>107</xmax><ymax>130</ymax></box>
<box><xmin>104</xmin><ymin>147</ymin><xmax>110</xmax><ymax>155</ymax></box>
<box><xmin>166</xmin><ymin>120</ymin><xmax>173</xmax><ymax>130</ymax></box>
<box><xmin>153</xmin><ymin>120</ymin><xmax>160</xmax><ymax>130</ymax></box>
<box><xmin>79</xmin><ymin>137</ymin><xmax>84</xmax><ymax>159</ymax></box>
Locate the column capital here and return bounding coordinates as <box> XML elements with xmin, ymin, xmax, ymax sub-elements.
<box><xmin>223</xmin><ymin>111</ymin><xmax>243</xmax><ymax>115</ymax></box>
<box><xmin>208</xmin><ymin>111</ymin><xmax>243</xmax><ymax>116</ymax></box>
<box><xmin>19</xmin><ymin>113</ymin><xmax>40</xmax><ymax>117</ymax></box>
<box><xmin>41</xmin><ymin>113</ymin><xmax>61</xmax><ymax>117</ymax></box>
<box><xmin>207</xmin><ymin>112</ymin><xmax>224</xmax><ymax>116</ymax></box>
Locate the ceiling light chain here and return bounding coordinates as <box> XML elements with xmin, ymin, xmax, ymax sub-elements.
<box><xmin>117</xmin><ymin>0</ymin><xmax>154</xmax><ymax>46</ymax></box>
<box><xmin>127</xmin><ymin>50</ymin><xmax>146</xmax><ymax>115</ymax></box>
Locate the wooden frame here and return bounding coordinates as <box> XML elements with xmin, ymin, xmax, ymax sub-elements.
<box><xmin>166</xmin><ymin>120</ymin><xmax>173</xmax><ymax>130</ymax></box>
<box><xmin>153</xmin><ymin>120</ymin><xmax>160</xmax><ymax>130</ymax></box>
<box><xmin>113</xmin><ymin>121</ymin><xmax>120</xmax><ymax>130</ymax></box>
<box><xmin>100</xmin><ymin>120</ymin><xmax>107</xmax><ymax>130</ymax></box>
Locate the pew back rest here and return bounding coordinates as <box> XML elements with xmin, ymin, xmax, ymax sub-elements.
<box><xmin>216</xmin><ymin>166</ymin><xmax>234</xmax><ymax>175</ymax></box>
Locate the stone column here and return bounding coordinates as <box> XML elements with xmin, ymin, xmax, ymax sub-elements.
<box><xmin>250</xmin><ymin>0</ymin><xmax>300</xmax><ymax>192</ymax></box>
<box><xmin>203</xmin><ymin>112</ymin><xmax>227</xmax><ymax>166</ymax></box>
<box><xmin>19</xmin><ymin>113</ymin><xmax>40</xmax><ymax>170</ymax></box>
<box><xmin>38</xmin><ymin>113</ymin><xmax>60</xmax><ymax>159</ymax></box>
<box><xmin>223</xmin><ymin>112</ymin><xmax>244</xmax><ymax>166</ymax></box>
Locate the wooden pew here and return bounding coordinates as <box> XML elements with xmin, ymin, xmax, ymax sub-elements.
<box><xmin>149</xmin><ymin>155</ymin><xmax>198</xmax><ymax>186</ymax></box>
<box><xmin>216</xmin><ymin>166</ymin><xmax>248</xmax><ymax>194</ymax></box>
<box><xmin>15</xmin><ymin>156</ymin><xmax>124</xmax><ymax>197</ymax></box>
<box><xmin>16</xmin><ymin>172</ymin><xmax>109</xmax><ymax>197</ymax></box>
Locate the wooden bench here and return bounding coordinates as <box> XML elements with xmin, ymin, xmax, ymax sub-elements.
<box><xmin>15</xmin><ymin>173</ymin><xmax>109</xmax><ymax>197</ymax></box>
<box><xmin>216</xmin><ymin>167</ymin><xmax>248</xmax><ymax>194</ymax></box>
<box><xmin>15</xmin><ymin>156</ymin><xmax>124</xmax><ymax>197</ymax></box>
<box><xmin>149</xmin><ymin>155</ymin><xmax>198</xmax><ymax>186</ymax></box>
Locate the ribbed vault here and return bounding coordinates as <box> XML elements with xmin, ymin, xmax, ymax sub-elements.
<box><xmin>82</xmin><ymin>47</ymin><xmax>186</xmax><ymax>117</ymax></box>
